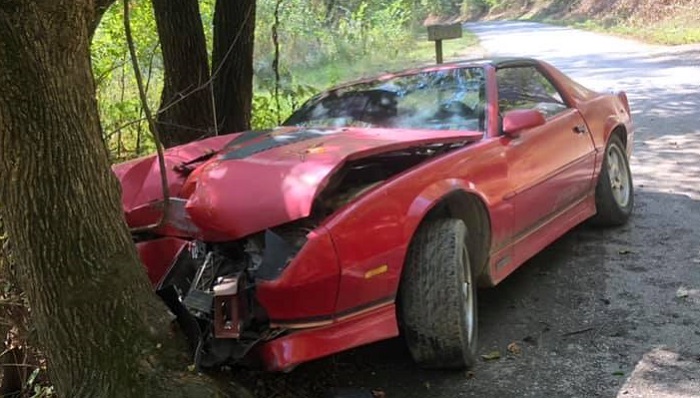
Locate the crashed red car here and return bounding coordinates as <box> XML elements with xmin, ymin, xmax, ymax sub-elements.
<box><xmin>114</xmin><ymin>57</ymin><xmax>634</xmax><ymax>372</ymax></box>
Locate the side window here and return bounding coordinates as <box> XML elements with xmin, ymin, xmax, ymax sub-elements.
<box><xmin>496</xmin><ymin>66</ymin><xmax>568</xmax><ymax>118</ymax></box>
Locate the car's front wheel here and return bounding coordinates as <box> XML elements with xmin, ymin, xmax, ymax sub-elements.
<box><xmin>591</xmin><ymin>134</ymin><xmax>634</xmax><ymax>226</ymax></box>
<box><xmin>399</xmin><ymin>218</ymin><xmax>477</xmax><ymax>369</ymax></box>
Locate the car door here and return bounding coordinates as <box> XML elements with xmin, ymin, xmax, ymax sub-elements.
<box><xmin>498</xmin><ymin>65</ymin><xmax>596</xmax><ymax>239</ymax></box>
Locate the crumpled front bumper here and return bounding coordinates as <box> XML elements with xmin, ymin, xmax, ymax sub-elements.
<box><xmin>135</xmin><ymin>231</ymin><xmax>398</xmax><ymax>371</ymax></box>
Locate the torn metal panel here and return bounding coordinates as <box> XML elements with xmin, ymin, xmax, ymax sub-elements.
<box><xmin>113</xmin><ymin>134</ymin><xmax>235</xmax><ymax>230</ymax></box>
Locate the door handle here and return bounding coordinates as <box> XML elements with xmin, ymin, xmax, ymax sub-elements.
<box><xmin>573</xmin><ymin>124</ymin><xmax>588</xmax><ymax>134</ymax></box>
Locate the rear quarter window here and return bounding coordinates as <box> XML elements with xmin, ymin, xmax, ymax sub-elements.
<box><xmin>496</xmin><ymin>66</ymin><xmax>568</xmax><ymax>118</ymax></box>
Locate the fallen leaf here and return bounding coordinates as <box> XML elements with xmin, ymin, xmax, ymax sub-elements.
<box><xmin>618</xmin><ymin>249</ymin><xmax>632</xmax><ymax>255</ymax></box>
<box><xmin>507</xmin><ymin>342</ymin><xmax>522</xmax><ymax>355</ymax></box>
<box><xmin>481</xmin><ymin>350</ymin><xmax>501</xmax><ymax>361</ymax></box>
<box><xmin>186</xmin><ymin>364</ymin><xmax>196</xmax><ymax>372</ymax></box>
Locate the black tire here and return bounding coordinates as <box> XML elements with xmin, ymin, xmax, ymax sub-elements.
<box><xmin>591</xmin><ymin>135</ymin><xmax>634</xmax><ymax>226</ymax></box>
<box><xmin>398</xmin><ymin>218</ymin><xmax>478</xmax><ymax>369</ymax></box>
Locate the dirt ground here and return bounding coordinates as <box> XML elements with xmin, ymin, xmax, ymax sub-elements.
<box><xmin>239</xmin><ymin>22</ymin><xmax>700</xmax><ymax>398</ymax></box>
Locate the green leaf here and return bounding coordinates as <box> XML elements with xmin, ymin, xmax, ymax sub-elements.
<box><xmin>481</xmin><ymin>350</ymin><xmax>501</xmax><ymax>361</ymax></box>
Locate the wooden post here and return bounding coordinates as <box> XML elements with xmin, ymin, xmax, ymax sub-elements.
<box><xmin>427</xmin><ymin>23</ymin><xmax>463</xmax><ymax>65</ymax></box>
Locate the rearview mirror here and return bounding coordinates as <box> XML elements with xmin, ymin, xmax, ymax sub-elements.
<box><xmin>502</xmin><ymin>109</ymin><xmax>546</xmax><ymax>137</ymax></box>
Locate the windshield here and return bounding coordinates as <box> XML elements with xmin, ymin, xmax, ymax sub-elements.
<box><xmin>284</xmin><ymin>66</ymin><xmax>487</xmax><ymax>132</ymax></box>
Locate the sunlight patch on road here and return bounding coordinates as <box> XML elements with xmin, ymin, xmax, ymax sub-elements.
<box><xmin>617</xmin><ymin>348</ymin><xmax>700</xmax><ymax>397</ymax></box>
<box><xmin>631</xmin><ymin>132</ymin><xmax>700</xmax><ymax>200</ymax></box>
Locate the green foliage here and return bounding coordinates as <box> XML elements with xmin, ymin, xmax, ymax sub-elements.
<box><xmin>421</xmin><ymin>0</ymin><xmax>461</xmax><ymax>16</ymax></box>
<box><xmin>252</xmin><ymin>0</ymin><xmax>468</xmax><ymax>127</ymax></box>
<box><xmin>251</xmin><ymin>83</ymin><xmax>317</xmax><ymax>129</ymax></box>
<box><xmin>255</xmin><ymin>0</ymin><xmax>415</xmax><ymax>77</ymax></box>
<box><xmin>90</xmin><ymin>0</ymin><xmax>479</xmax><ymax>157</ymax></box>
<box><xmin>561</xmin><ymin>17</ymin><xmax>700</xmax><ymax>45</ymax></box>
<box><xmin>460</xmin><ymin>0</ymin><xmax>497</xmax><ymax>16</ymax></box>
<box><xmin>92</xmin><ymin>0</ymin><xmax>159</xmax><ymax>161</ymax></box>
<box><xmin>461</xmin><ymin>0</ymin><xmax>700</xmax><ymax>45</ymax></box>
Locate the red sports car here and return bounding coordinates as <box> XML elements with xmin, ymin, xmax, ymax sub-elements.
<box><xmin>114</xmin><ymin>57</ymin><xmax>634</xmax><ymax>372</ymax></box>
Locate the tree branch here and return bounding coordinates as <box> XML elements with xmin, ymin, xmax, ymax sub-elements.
<box><xmin>123</xmin><ymin>0</ymin><xmax>170</xmax><ymax>233</ymax></box>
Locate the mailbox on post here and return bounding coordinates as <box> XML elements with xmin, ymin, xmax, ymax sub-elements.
<box><xmin>427</xmin><ymin>23</ymin><xmax>463</xmax><ymax>64</ymax></box>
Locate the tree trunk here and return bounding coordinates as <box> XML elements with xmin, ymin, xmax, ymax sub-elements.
<box><xmin>89</xmin><ymin>0</ymin><xmax>117</xmax><ymax>38</ymax></box>
<box><xmin>0</xmin><ymin>2</ymin><xmax>236</xmax><ymax>397</ymax></box>
<box><xmin>212</xmin><ymin>0</ymin><xmax>256</xmax><ymax>134</ymax></box>
<box><xmin>152</xmin><ymin>0</ymin><xmax>214</xmax><ymax>148</ymax></box>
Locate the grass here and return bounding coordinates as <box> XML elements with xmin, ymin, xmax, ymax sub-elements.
<box><xmin>503</xmin><ymin>0</ymin><xmax>700</xmax><ymax>46</ymax></box>
<box><xmin>479</xmin><ymin>0</ymin><xmax>700</xmax><ymax>45</ymax></box>
<box><xmin>596</xmin><ymin>22</ymin><xmax>700</xmax><ymax>45</ymax></box>
<box><xmin>536</xmin><ymin>16</ymin><xmax>700</xmax><ymax>45</ymax></box>
<box><xmin>294</xmin><ymin>30</ymin><xmax>481</xmax><ymax>88</ymax></box>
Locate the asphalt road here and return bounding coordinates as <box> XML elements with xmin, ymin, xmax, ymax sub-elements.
<box><xmin>246</xmin><ymin>22</ymin><xmax>700</xmax><ymax>398</ymax></box>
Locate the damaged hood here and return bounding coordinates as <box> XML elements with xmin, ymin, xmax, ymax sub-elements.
<box><xmin>112</xmin><ymin>134</ymin><xmax>236</xmax><ymax>229</ymax></box>
<box><xmin>185</xmin><ymin>126</ymin><xmax>482</xmax><ymax>240</ymax></box>
<box><xmin>113</xmin><ymin>126</ymin><xmax>481</xmax><ymax>240</ymax></box>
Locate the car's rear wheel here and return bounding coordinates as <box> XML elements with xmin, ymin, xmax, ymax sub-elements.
<box><xmin>591</xmin><ymin>134</ymin><xmax>634</xmax><ymax>226</ymax></box>
<box><xmin>399</xmin><ymin>218</ymin><xmax>477</xmax><ymax>369</ymax></box>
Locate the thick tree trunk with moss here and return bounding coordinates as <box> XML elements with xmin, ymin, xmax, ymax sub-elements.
<box><xmin>152</xmin><ymin>0</ymin><xmax>214</xmax><ymax>148</ymax></box>
<box><xmin>0</xmin><ymin>2</ymin><xmax>241</xmax><ymax>397</ymax></box>
<box><xmin>212</xmin><ymin>0</ymin><xmax>256</xmax><ymax>134</ymax></box>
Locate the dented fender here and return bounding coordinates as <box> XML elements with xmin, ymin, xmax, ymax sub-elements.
<box><xmin>255</xmin><ymin>226</ymin><xmax>341</xmax><ymax>324</ymax></box>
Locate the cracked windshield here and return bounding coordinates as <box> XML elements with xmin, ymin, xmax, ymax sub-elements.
<box><xmin>285</xmin><ymin>67</ymin><xmax>486</xmax><ymax>131</ymax></box>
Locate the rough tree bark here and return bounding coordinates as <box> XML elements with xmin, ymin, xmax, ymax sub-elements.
<box><xmin>212</xmin><ymin>0</ymin><xmax>256</xmax><ymax>134</ymax></box>
<box><xmin>0</xmin><ymin>0</ymin><xmax>102</xmax><ymax>383</ymax></box>
<box><xmin>152</xmin><ymin>0</ymin><xmax>214</xmax><ymax>148</ymax></box>
<box><xmin>0</xmin><ymin>2</ymin><xmax>240</xmax><ymax>396</ymax></box>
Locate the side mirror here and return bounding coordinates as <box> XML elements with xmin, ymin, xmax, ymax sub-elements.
<box><xmin>502</xmin><ymin>109</ymin><xmax>546</xmax><ymax>137</ymax></box>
